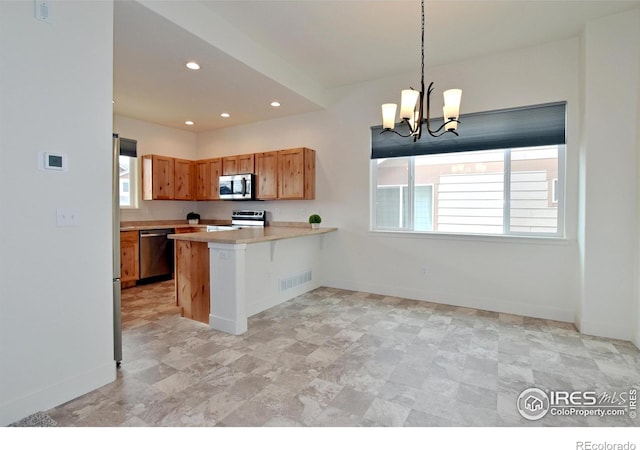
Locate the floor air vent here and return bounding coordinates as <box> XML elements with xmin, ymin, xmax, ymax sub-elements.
<box><xmin>279</xmin><ymin>270</ymin><xmax>312</xmax><ymax>292</ymax></box>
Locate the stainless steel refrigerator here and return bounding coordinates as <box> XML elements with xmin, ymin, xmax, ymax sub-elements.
<box><xmin>112</xmin><ymin>133</ymin><xmax>122</xmax><ymax>365</ymax></box>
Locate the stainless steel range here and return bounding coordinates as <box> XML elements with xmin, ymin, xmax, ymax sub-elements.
<box><xmin>206</xmin><ymin>210</ymin><xmax>266</xmax><ymax>232</ymax></box>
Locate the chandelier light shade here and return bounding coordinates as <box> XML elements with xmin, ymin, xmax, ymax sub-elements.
<box><xmin>381</xmin><ymin>103</ymin><xmax>397</xmax><ymax>129</ymax></box>
<box><xmin>381</xmin><ymin>0</ymin><xmax>462</xmax><ymax>141</ymax></box>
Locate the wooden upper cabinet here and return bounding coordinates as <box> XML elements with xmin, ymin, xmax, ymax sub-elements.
<box><xmin>174</xmin><ymin>158</ymin><xmax>195</xmax><ymax>200</ymax></box>
<box><xmin>222</xmin><ymin>156</ymin><xmax>238</xmax><ymax>175</ymax></box>
<box><xmin>255</xmin><ymin>151</ymin><xmax>278</xmax><ymax>200</ymax></box>
<box><xmin>207</xmin><ymin>158</ymin><xmax>223</xmax><ymax>200</ymax></box>
<box><xmin>142</xmin><ymin>155</ymin><xmax>174</xmax><ymax>200</ymax></box>
<box><xmin>195</xmin><ymin>158</ymin><xmax>222</xmax><ymax>200</ymax></box>
<box><xmin>278</xmin><ymin>147</ymin><xmax>316</xmax><ymax>200</ymax></box>
<box><xmin>142</xmin><ymin>149</ymin><xmax>316</xmax><ymax>201</ymax></box>
<box><xmin>238</xmin><ymin>153</ymin><xmax>254</xmax><ymax>174</ymax></box>
<box><xmin>222</xmin><ymin>154</ymin><xmax>254</xmax><ymax>175</ymax></box>
<box><xmin>194</xmin><ymin>160</ymin><xmax>209</xmax><ymax>200</ymax></box>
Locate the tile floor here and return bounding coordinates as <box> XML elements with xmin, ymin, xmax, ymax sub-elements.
<box><xmin>47</xmin><ymin>281</ymin><xmax>640</xmax><ymax>427</ymax></box>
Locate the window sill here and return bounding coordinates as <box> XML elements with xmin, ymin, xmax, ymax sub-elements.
<box><xmin>368</xmin><ymin>229</ymin><xmax>570</xmax><ymax>246</ymax></box>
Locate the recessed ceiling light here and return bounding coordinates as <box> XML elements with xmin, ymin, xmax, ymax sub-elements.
<box><xmin>220</xmin><ymin>113</ymin><xmax>230</xmax><ymax>118</ymax></box>
<box><xmin>186</xmin><ymin>61</ymin><xmax>200</xmax><ymax>70</ymax></box>
<box><xmin>270</xmin><ymin>101</ymin><xmax>281</xmax><ymax>107</ymax></box>
<box><xmin>185</xmin><ymin>120</ymin><xmax>194</xmax><ymax>126</ymax></box>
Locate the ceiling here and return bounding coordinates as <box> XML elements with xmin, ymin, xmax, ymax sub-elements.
<box><xmin>113</xmin><ymin>0</ymin><xmax>640</xmax><ymax>133</ymax></box>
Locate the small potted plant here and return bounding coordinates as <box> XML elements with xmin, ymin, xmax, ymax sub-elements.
<box><xmin>308</xmin><ymin>214</ymin><xmax>322</xmax><ymax>229</ymax></box>
<box><xmin>186</xmin><ymin>212</ymin><xmax>200</xmax><ymax>225</ymax></box>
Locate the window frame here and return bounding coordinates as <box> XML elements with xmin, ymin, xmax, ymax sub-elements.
<box><xmin>370</xmin><ymin>145</ymin><xmax>565</xmax><ymax>238</ymax></box>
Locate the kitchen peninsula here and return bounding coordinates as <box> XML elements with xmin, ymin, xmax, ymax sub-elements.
<box><xmin>169</xmin><ymin>225</ymin><xmax>337</xmax><ymax>334</ymax></box>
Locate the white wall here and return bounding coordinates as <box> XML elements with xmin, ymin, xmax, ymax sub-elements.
<box><xmin>579</xmin><ymin>10</ymin><xmax>640</xmax><ymax>341</ymax></box>
<box><xmin>637</xmin><ymin>56</ymin><xmax>640</xmax><ymax>349</ymax></box>
<box><xmin>115</xmin><ymin>115</ymin><xmax>199</xmax><ymax>222</ymax></box>
<box><xmin>197</xmin><ymin>38</ymin><xmax>582</xmax><ymax>323</ymax></box>
<box><xmin>0</xmin><ymin>1</ymin><xmax>115</xmax><ymax>425</ymax></box>
<box><xmin>245</xmin><ymin>234</ymin><xmax>328</xmax><ymax>317</ymax></box>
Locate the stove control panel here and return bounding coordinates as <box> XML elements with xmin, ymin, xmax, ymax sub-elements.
<box><xmin>231</xmin><ymin>210</ymin><xmax>266</xmax><ymax>227</ymax></box>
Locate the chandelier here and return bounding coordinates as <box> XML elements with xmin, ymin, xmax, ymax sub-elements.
<box><xmin>381</xmin><ymin>0</ymin><xmax>462</xmax><ymax>141</ymax></box>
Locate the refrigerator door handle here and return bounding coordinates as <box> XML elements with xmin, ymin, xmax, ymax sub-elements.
<box><xmin>113</xmin><ymin>279</ymin><xmax>122</xmax><ymax>365</ymax></box>
<box><xmin>113</xmin><ymin>135</ymin><xmax>122</xmax><ymax>366</ymax></box>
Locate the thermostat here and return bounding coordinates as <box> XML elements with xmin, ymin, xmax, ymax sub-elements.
<box><xmin>43</xmin><ymin>152</ymin><xmax>67</xmax><ymax>171</ymax></box>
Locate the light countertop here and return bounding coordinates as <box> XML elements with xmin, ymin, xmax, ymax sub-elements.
<box><xmin>168</xmin><ymin>226</ymin><xmax>337</xmax><ymax>245</ymax></box>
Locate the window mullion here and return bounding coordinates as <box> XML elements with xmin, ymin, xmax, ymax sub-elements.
<box><xmin>408</xmin><ymin>157</ymin><xmax>415</xmax><ymax>230</ymax></box>
<box><xmin>503</xmin><ymin>149</ymin><xmax>511</xmax><ymax>234</ymax></box>
<box><xmin>370</xmin><ymin>161</ymin><xmax>377</xmax><ymax>230</ymax></box>
<box><xmin>556</xmin><ymin>144</ymin><xmax>566</xmax><ymax>238</ymax></box>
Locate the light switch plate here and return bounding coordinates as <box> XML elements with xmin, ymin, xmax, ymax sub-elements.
<box><xmin>56</xmin><ymin>208</ymin><xmax>79</xmax><ymax>227</ymax></box>
<box><xmin>34</xmin><ymin>1</ymin><xmax>53</xmax><ymax>24</ymax></box>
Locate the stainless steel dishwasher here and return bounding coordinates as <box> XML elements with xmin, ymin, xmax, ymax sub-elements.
<box><xmin>139</xmin><ymin>229</ymin><xmax>174</xmax><ymax>281</ymax></box>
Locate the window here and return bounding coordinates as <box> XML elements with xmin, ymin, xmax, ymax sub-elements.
<box><xmin>371</xmin><ymin>102</ymin><xmax>566</xmax><ymax>237</ymax></box>
<box><xmin>118</xmin><ymin>136</ymin><xmax>138</xmax><ymax>209</ymax></box>
<box><xmin>372</xmin><ymin>145</ymin><xmax>563</xmax><ymax>236</ymax></box>
<box><xmin>119</xmin><ymin>155</ymin><xmax>138</xmax><ymax>208</ymax></box>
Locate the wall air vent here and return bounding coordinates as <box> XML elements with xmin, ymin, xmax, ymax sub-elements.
<box><xmin>279</xmin><ymin>270</ymin><xmax>312</xmax><ymax>293</ymax></box>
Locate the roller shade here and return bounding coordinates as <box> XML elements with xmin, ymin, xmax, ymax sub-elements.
<box><xmin>371</xmin><ymin>102</ymin><xmax>566</xmax><ymax>160</ymax></box>
<box><xmin>119</xmin><ymin>137</ymin><xmax>138</xmax><ymax>158</ymax></box>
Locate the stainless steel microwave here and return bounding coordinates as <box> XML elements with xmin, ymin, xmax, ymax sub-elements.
<box><xmin>219</xmin><ymin>174</ymin><xmax>255</xmax><ymax>200</ymax></box>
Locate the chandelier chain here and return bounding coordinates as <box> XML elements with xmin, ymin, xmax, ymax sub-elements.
<box><xmin>421</xmin><ymin>0</ymin><xmax>425</xmax><ymax>89</ymax></box>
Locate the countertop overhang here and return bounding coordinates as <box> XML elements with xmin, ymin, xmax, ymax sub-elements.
<box><xmin>168</xmin><ymin>226</ymin><xmax>337</xmax><ymax>245</ymax></box>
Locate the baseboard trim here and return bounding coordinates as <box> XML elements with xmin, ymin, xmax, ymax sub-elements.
<box><xmin>325</xmin><ymin>277</ymin><xmax>574</xmax><ymax>323</ymax></box>
<box><xmin>209</xmin><ymin>314</ymin><xmax>247</xmax><ymax>335</ymax></box>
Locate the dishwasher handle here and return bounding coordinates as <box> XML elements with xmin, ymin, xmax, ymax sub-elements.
<box><xmin>140</xmin><ymin>232</ymin><xmax>169</xmax><ymax>238</ymax></box>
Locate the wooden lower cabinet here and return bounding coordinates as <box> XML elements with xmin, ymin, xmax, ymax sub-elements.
<box><xmin>120</xmin><ymin>231</ymin><xmax>139</xmax><ymax>288</ymax></box>
<box><xmin>174</xmin><ymin>240</ymin><xmax>210</xmax><ymax>324</ymax></box>
<box><xmin>174</xmin><ymin>227</ymin><xmax>202</xmax><ymax>234</ymax></box>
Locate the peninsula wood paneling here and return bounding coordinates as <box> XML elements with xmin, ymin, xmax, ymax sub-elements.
<box><xmin>175</xmin><ymin>240</ymin><xmax>210</xmax><ymax>324</ymax></box>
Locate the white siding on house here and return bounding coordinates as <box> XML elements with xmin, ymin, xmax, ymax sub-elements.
<box><xmin>510</xmin><ymin>171</ymin><xmax>558</xmax><ymax>233</ymax></box>
<box><xmin>436</xmin><ymin>170</ymin><xmax>557</xmax><ymax>234</ymax></box>
<box><xmin>437</xmin><ymin>172</ymin><xmax>504</xmax><ymax>233</ymax></box>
